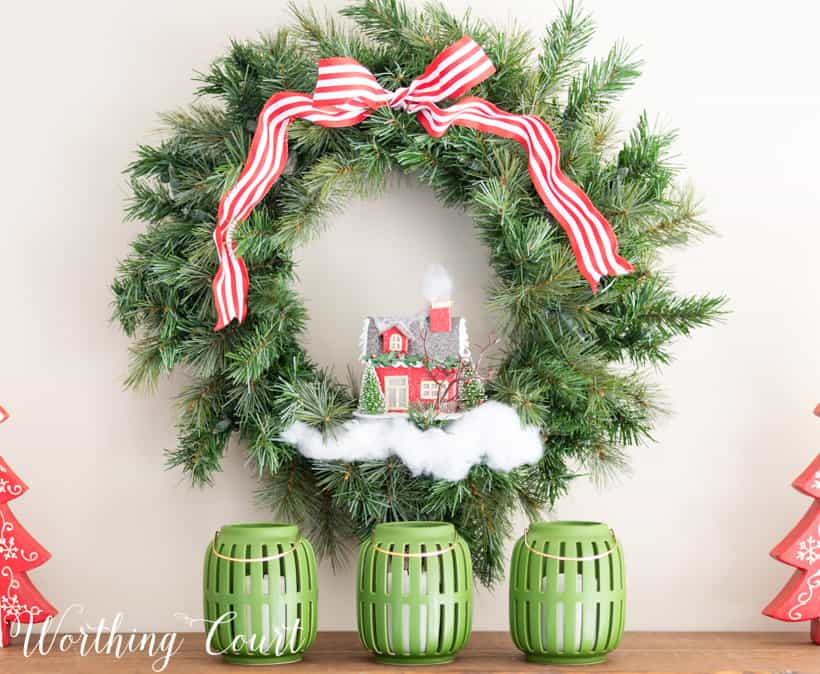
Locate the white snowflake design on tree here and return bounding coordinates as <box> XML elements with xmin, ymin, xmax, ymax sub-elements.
<box><xmin>0</xmin><ymin>536</ymin><xmax>18</xmax><ymax>561</ymax></box>
<box><xmin>796</xmin><ymin>534</ymin><xmax>820</xmax><ymax>566</ymax></box>
<box><xmin>813</xmin><ymin>470</ymin><xmax>820</xmax><ymax>490</ymax></box>
<box><xmin>0</xmin><ymin>511</ymin><xmax>37</xmax><ymax>564</ymax></box>
<box><xmin>0</xmin><ymin>589</ymin><xmax>23</xmax><ymax>621</ymax></box>
<box><xmin>0</xmin><ymin>567</ymin><xmax>43</xmax><ymax>624</ymax></box>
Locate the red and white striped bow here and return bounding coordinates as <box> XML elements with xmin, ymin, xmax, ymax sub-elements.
<box><xmin>212</xmin><ymin>36</ymin><xmax>633</xmax><ymax>330</ymax></box>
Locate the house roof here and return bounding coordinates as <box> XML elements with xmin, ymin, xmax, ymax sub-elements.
<box><xmin>359</xmin><ymin>313</ymin><xmax>471</xmax><ymax>363</ymax></box>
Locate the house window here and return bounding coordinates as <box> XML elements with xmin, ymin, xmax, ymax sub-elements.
<box><xmin>420</xmin><ymin>380</ymin><xmax>440</xmax><ymax>400</ymax></box>
<box><xmin>389</xmin><ymin>334</ymin><xmax>403</xmax><ymax>352</ymax></box>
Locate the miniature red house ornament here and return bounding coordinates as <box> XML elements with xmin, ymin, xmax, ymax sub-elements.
<box><xmin>0</xmin><ymin>409</ymin><xmax>56</xmax><ymax>647</ymax></box>
<box><xmin>763</xmin><ymin>404</ymin><xmax>820</xmax><ymax>644</ymax></box>
<box><xmin>359</xmin><ymin>308</ymin><xmax>469</xmax><ymax>413</ymax></box>
<box><xmin>357</xmin><ymin>267</ymin><xmax>473</xmax><ymax>414</ymax></box>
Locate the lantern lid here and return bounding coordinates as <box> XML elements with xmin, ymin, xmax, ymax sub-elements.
<box><xmin>527</xmin><ymin>520</ymin><xmax>612</xmax><ymax>541</ymax></box>
<box><xmin>216</xmin><ymin>522</ymin><xmax>300</xmax><ymax>546</ymax></box>
<box><xmin>372</xmin><ymin>521</ymin><xmax>455</xmax><ymax>545</ymax></box>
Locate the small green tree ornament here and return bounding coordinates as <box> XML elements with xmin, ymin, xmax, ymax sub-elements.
<box><xmin>359</xmin><ymin>364</ymin><xmax>385</xmax><ymax>414</ymax></box>
<box><xmin>460</xmin><ymin>362</ymin><xmax>486</xmax><ymax>410</ymax></box>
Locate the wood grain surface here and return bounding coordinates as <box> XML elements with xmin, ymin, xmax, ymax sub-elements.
<box><xmin>0</xmin><ymin>630</ymin><xmax>817</xmax><ymax>673</ymax></box>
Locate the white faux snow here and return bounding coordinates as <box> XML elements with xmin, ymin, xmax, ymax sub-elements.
<box><xmin>280</xmin><ymin>400</ymin><xmax>543</xmax><ymax>481</ymax></box>
<box><xmin>422</xmin><ymin>264</ymin><xmax>453</xmax><ymax>303</ymax></box>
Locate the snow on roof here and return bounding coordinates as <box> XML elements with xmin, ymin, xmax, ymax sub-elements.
<box><xmin>372</xmin><ymin>316</ymin><xmax>421</xmax><ymax>340</ymax></box>
<box><xmin>359</xmin><ymin>313</ymin><xmax>470</xmax><ymax>362</ymax></box>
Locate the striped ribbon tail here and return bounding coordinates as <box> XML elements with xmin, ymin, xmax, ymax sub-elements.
<box><xmin>211</xmin><ymin>36</ymin><xmax>632</xmax><ymax>330</ymax></box>
<box><xmin>413</xmin><ymin>98</ymin><xmax>634</xmax><ymax>290</ymax></box>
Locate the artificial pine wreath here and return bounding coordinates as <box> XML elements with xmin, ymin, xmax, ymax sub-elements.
<box><xmin>112</xmin><ymin>0</ymin><xmax>725</xmax><ymax>584</ymax></box>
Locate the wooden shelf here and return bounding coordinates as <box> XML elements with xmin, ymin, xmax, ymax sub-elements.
<box><xmin>1</xmin><ymin>631</ymin><xmax>816</xmax><ymax>673</ymax></box>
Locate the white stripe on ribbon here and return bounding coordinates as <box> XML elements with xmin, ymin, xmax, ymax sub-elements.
<box><xmin>211</xmin><ymin>36</ymin><xmax>633</xmax><ymax>330</ymax></box>
<box><xmin>314</xmin><ymin>76</ymin><xmax>384</xmax><ymax>91</ymax></box>
<box><xmin>413</xmin><ymin>38</ymin><xmax>480</xmax><ymax>89</ymax></box>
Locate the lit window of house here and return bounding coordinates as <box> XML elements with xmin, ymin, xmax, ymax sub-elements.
<box><xmin>389</xmin><ymin>334</ymin><xmax>403</xmax><ymax>351</ymax></box>
<box><xmin>420</xmin><ymin>380</ymin><xmax>440</xmax><ymax>400</ymax></box>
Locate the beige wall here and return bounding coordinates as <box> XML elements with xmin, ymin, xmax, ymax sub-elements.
<box><xmin>1</xmin><ymin>0</ymin><xmax>818</xmax><ymax>633</ymax></box>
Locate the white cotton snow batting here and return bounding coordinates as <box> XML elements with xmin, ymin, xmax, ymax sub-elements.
<box><xmin>280</xmin><ymin>400</ymin><xmax>543</xmax><ymax>481</ymax></box>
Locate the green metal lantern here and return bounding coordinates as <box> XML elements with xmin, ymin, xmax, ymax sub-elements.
<box><xmin>203</xmin><ymin>523</ymin><xmax>317</xmax><ymax>665</ymax></box>
<box><xmin>509</xmin><ymin>521</ymin><xmax>625</xmax><ymax>665</ymax></box>
<box><xmin>357</xmin><ymin>521</ymin><xmax>473</xmax><ymax>665</ymax></box>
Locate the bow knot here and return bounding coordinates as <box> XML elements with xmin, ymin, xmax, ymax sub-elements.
<box><xmin>388</xmin><ymin>87</ymin><xmax>410</xmax><ymax>110</ymax></box>
<box><xmin>211</xmin><ymin>36</ymin><xmax>632</xmax><ymax>331</ymax></box>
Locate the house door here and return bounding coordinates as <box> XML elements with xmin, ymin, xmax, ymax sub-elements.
<box><xmin>384</xmin><ymin>376</ymin><xmax>409</xmax><ymax>411</ymax></box>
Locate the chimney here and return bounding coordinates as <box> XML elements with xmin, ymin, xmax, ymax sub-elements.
<box><xmin>429</xmin><ymin>301</ymin><xmax>452</xmax><ymax>333</ymax></box>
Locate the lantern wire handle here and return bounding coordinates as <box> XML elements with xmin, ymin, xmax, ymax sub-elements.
<box><xmin>522</xmin><ymin>528</ymin><xmax>619</xmax><ymax>561</ymax></box>
<box><xmin>211</xmin><ymin>530</ymin><xmax>301</xmax><ymax>563</ymax></box>
<box><xmin>371</xmin><ymin>537</ymin><xmax>456</xmax><ymax>558</ymax></box>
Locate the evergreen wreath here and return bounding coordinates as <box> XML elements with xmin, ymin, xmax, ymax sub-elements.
<box><xmin>112</xmin><ymin>0</ymin><xmax>726</xmax><ymax>584</ymax></box>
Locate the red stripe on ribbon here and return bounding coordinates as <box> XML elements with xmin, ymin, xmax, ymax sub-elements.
<box><xmin>211</xmin><ymin>36</ymin><xmax>633</xmax><ymax>330</ymax></box>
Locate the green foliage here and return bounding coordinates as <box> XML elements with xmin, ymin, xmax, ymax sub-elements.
<box><xmin>358</xmin><ymin>364</ymin><xmax>386</xmax><ymax>414</ymax></box>
<box><xmin>536</xmin><ymin>2</ymin><xmax>595</xmax><ymax>98</ymax></box>
<box><xmin>279</xmin><ymin>375</ymin><xmax>356</xmax><ymax>437</ymax></box>
<box><xmin>365</xmin><ymin>351</ymin><xmax>459</xmax><ymax>370</ymax></box>
<box><xmin>408</xmin><ymin>401</ymin><xmax>448</xmax><ymax>430</ymax></box>
<box><xmin>113</xmin><ymin>0</ymin><xmax>726</xmax><ymax>585</ymax></box>
<box><xmin>369</xmin><ymin>351</ymin><xmax>421</xmax><ymax>367</ymax></box>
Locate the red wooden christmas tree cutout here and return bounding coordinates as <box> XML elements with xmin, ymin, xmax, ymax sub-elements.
<box><xmin>0</xmin><ymin>407</ymin><xmax>56</xmax><ymax>647</ymax></box>
<box><xmin>763</xmin><ymin>404</ymin><xmax>820</xmax><ymax>644</ymax></box>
